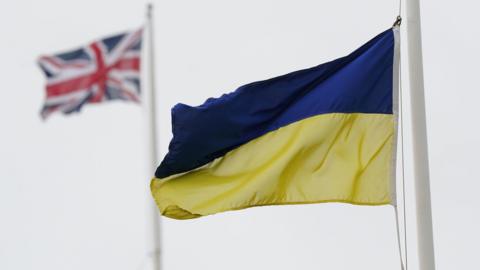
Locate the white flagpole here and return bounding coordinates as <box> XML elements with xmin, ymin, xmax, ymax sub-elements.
<box><xmin>405</xmin><ymin>0</ymin><xmax>436</xmax><ymax>269</ymax></box>
<box><xmin>146</xmin><ymin>3</ymin><xmax>161</xmax><ymax>270</ymax></box>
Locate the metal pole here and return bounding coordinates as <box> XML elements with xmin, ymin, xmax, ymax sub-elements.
<box><xmin>405</xmin><ymin>0</ymin><xmax>436</xmax><ymax>269</ymax></box>
<box><xmin>146</xmin><ymin>3</ymin><xmax>161</xmax><ymax>270</ymax></box>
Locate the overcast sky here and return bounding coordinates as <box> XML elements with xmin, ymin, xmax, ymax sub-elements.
<box><xmin>1</xmin><ymin>0</ymin><xmax>479</xmax><ymax>269</ymax></box>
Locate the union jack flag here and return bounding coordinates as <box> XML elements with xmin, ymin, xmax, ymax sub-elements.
<box><xmin>38</xmin><ymin>29</ymin><xmax>143</xmax><ymax>119</ymax></box>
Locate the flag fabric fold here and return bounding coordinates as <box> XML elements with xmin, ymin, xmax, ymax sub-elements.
<box><xmin>152</xmin><ymin>28</ymin><xmax>400</xmax><ymax>219</ymax></box>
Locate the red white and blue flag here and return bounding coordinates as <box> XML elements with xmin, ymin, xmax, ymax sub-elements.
<box><xmin>38</xmin><ymin>29</ymin><xmax>142</xmax><ymax>119</ymax></box>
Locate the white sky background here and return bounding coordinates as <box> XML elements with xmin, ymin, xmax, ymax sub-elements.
<box><xmin>1</xmin><ymin>0</ymin><xmax>479</xmax><ymax>269</ymax></box>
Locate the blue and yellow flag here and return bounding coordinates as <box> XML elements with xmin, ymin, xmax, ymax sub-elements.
<box><xmin>151</xmin><ymin>28</ymin><xmax>400</xmax><ymax>219</ymax></box>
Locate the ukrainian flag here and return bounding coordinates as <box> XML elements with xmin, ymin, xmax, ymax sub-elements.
<box><xmin>151</xmin><ymin>28</ymin><xmax>400</xmax><ymax>219</ymax></box>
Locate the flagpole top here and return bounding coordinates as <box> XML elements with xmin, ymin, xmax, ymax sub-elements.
<box><xmin>147</xmin><ymin>3</ymin><xmax>153</xmax><ymax>18</ymax></box>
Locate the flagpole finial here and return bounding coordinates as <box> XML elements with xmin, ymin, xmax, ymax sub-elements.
<box><xmin>147</xmin><ymin>3</ymin><xmax>153</xmax><ymax>18</ymax></box>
